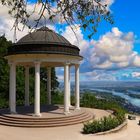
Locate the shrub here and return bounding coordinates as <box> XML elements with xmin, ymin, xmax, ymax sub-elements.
<box><xmin>83</xmin><ymin>108</ymin><xmax>125</xmax><ymax>134</ymax></box>
<box><xmin>82</xmin><ymin>93</ymin><xmax>126</xmax><ymax>134</ymax></box>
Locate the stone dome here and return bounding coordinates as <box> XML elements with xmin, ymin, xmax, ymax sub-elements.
<box><xmin>7</xmin><ymin>27</ymin><xmax>81</xmax><ymax>56</ymax></box>
<box><xmin>17</xmin><ymin>27</ymin><xmax>71</xmax><ymax>46</ymax></box>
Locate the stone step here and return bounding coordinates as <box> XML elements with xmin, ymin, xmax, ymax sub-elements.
<box><xmin>0</xmin><ymin>112</ymin><xmax>93</xmax><ymax>127</ymax></box>
<box><xmin>0</xmin><ymin>115</ymin><xmax>93</xmax><ymax>128</ymax></box>
<box><xmin>0</xmin><ymin>114</ymin><xmax>89</xmax><ymax>123</ymax></box>
<box><xmin>0</xmin><ymin>112</ymin><xmax>89</xmax><ymax>123</ymax></box>
<box><xmin>0</xmin><ymin>110</ymin><xmax>86</xmax><ymax>120</ymax></box>
<box><xmin>0</xmin><ymin>113</ymin><xmax>92</xmax><ymax>124</ymax></box>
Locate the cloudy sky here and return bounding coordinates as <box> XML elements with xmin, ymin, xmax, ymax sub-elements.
<box><xmin>0</xmin><ymin>0</ymin><xmax>140</xmax><ymax>81</ymax></box>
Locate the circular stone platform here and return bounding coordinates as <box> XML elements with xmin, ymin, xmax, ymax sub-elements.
<box><xmin>0</xmin><ymin>105</ymin><xmax>94</xmax><ymax>128</ymax></box>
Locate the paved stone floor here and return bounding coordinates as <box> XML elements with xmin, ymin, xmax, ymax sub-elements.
<box><xmin>0</xmin><ymin>108</ymin><xmax>140</xmax><ymax>140</ymax></box>
<box><xmin>0</xmin><ymin>105</ymin><xmax>85</xmax><ymax>118</ymax></box>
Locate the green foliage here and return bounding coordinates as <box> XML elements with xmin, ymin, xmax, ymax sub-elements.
<box><xmin>80</xmin><ymin>92</ymin><xmax>96</xmax><ymax>107</ymax></box>
<box><xmin>83</xmin><ymin>109</ymin><xmax>125</xmax><ymax>134</ymax></box>
<box><xmin>81</xmin><ymin>93</ymin><xmax>126</xmax><ymax>112</ymax></box>
<box><xmin>0</xmin><ymin>98</ymin><xmax>8</xmax><ymax>109</ymax></box>
<box><xmin>16</xmin><ymin>66</ymin><xmax>25</xmax><ymax>103</ymax></box>
<box><xmin>0</xmin><ymin>36</ymin><xmax>11</xmax><ymax>99</ymax></box>
<box><xmin>83</xmin><ymin>115</ymin><xmax>121</xmax><ymax>134</ymax></box>
<box><xmin>82</xmin><ymin>93</ymin><xmax>126</xmax><ymax>134</ymax></box>
<box><xmin>52</xmin><ymin>90</ymin><xmax>64</xmax><ymax>105</ymax></box>
<box><xmin>40</xmin><ymin>67</ymin><xmax>59</xmax><ymax>92</ymax></box>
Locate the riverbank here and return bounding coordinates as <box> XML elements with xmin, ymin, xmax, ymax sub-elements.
<box><xmin>60</xmin><ymin>81</ymin><xmax>140</xmax><ymax>114</ymax></box>
<box><xmin>80</xmin><ymin>89</ymin><xmax>140</xmax><ymax>114</ymax></box>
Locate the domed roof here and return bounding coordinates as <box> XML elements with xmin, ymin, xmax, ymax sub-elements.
<box><xmin>7</xmin><ymin>27</ymin><xmax>81</xmax><ymax>57</ymax></box>
<box><xmin>17</xmin><ymin>27</ymin><xmax>71</xmax><ymax>46</ymax></box>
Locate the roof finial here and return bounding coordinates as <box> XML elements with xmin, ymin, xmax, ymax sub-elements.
<box><xmin>37</xmin><ymin>26</ymin><xmax>52</xmax><ymax>32</ymax></box>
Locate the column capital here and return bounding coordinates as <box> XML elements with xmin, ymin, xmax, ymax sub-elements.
<box><xmin>75</xmin><ymin>64</ymin><xmax>80</xmax><ymax>68</ymax></box>
<box><xmin>47</xmin><ymin>66</ymin><xmax>51</xmax><ymax>70</ymax></box>
<box><xmin>8</xmin><ymin>61</ymin><xmax>16</xmax><ymax>66</ymax></box>
<box><xmin>64</xmin><ymin>62</ymin><xmax>70</xmax><ymax>66</ymax></box>
<box><xmin>24</xmin><ymin>65</ymin><xmax>30</xmax><ymax>68</ymax></box>
<box><xmin>34</xmin><ymin>60</ymin><xmax>41</xmax><ymax>65</ymax></box>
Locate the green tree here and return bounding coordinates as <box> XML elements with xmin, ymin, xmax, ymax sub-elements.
<box><xmin>40</xmin><ymin>67</ymin><xmax>59</xmax><ymax>92</ymax></box>
<box><xmin>0</xmin><ymin>36</ymin><xmax>11</xmax><ymax>99</ymax></box>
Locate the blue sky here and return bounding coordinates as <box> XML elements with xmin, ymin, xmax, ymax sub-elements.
<box><xmin>90</xmin><ymin>0</ymin><xmax>140</xmax><ymax>41</ymax></box>
<box><xmin>0</xmin><ymin>0</ymin><xmax>140</xmax><ymax>81</ymax></box>
<box><xmin>78</xmin><ymin>0</ymin><xmax>140</xmax><ymax>81</ymax></box>
<box><xmin>57</xmin><ymin>0</ymin><xmax>140</xmax><ymax>82</ymax></box>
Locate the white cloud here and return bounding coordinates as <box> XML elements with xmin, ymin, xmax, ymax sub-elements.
<box><xmin>57</xmin><ymin>75</ymin><xmax>64</xmax><ymax>81</ymax></box>
<box><xmin>0</xmin><ymin>5</ymin><xmax>11</xmax><ymax>18</ymax></box>
<box><xmin>101</xmin><ymin>0</ymin><xmax>115</xmax><ymax>10</ymax></box>
<box><xmin>61</xmin><ymin>26</ymin><xmax>140</xmax><ymax>81</ymax></box>
<box><xmin>89</xmin><ymin>27</ymin><xmax>140</xmax><ymax>69</ymax></box>
<box><xmin>122</xmin><ymin>73</ymin><xmax>129</xmax><ymax>77</ymax></box>
<box><xmin>25</xmin><ymin>3</ymin><xmax>61</xmax><ymax>27</ymax></box>
<box><xmin>62</xmin><ymin>25</ymin><xmax>93</xmax><ymax>57</ymax></box>
<box><xmin>90</xmin><ymin>0</ymin><xmax>114</xmax><ymax>10</ymax></box>
<box><xmin>133</xmin><ymin>55</ymin><xmax>140</xmax><ymax>67</ymax></box>
<box><xmin>102</xmin><ymin>0</ymin><xmax>115</xmax><ymax>5</ymax></box>
<box><xmin>95</xmin><ymin>60</ymin><xmax>113</xmax><ymax>69</ymax></box>
<box><xmin>117</xmin><ymin>61</ymin><xmax>129</xmax><ymax>68</ymax></box>
<box><xmin>112</xmin><ymin>27</ymin><xmax>122</xmax><ymax>36</ymax></box>
<box><xmin>0</xmin><ymin>4</ymin><xmax>30</xmax><ymax>41</ymax></box>
<box><xmin>132</xmin><ymin>72</ymin><xmax>140</xmax><ymax>78</ymax></box>
<box><xmin>0</xmin><ymin>18</ymin><xmax>29</xmax><ymax>42</ymax></box>
<box><xmin>81</xmin><ymin>70</ymin><xmax>116</xmax><ymax>81</ymax></box>
<box><xmin>0</xmin><ymin>3</ymin><xmax>58</xmax><ymax>42</ymax></box>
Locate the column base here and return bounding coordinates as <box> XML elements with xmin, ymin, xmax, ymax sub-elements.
<box><xmin>64</xmin><ymin>111</ymin><xmax>71</xmax><ymax>115</ymax></box>
<box><xmin>10</xmin><ymin>111</ymin><xmax>17</xmax><ymax>114</ymax></box>
<box><xmin>75</xmin><ymin>107</ymin><xmax>80</xmax><ymax>111</ymax></box>
<box><xmin>69</xmin><ymin>105</ymin><xmax>74</xmax><ymax>109</ymax></box>
<box><xmin>33</xmin><ymin>113</ymin><xmax>42</xmax><ymax>117</ymax></box>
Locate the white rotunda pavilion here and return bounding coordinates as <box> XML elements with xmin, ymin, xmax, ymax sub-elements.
<box><xmin>5</xmin><ymin>27</ymin><xmax>83</xmax><ymax>117</ymax></box>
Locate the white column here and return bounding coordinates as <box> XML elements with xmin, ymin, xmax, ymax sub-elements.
<box><xmin>47</xmin><ymin>67</ymin><xmax>51</xmax><ymax>105</ymax></box>
<box><xmin>25</xmin><ymin>66</ymin><xmax>30</xmax><ymax>106</ymax></box>
<box><xmin>9</xmin><ymin>62</ymin><xmax>16</xmax><ymax>114</ymax></box>
<box><xmin>68</xmin><ymin>66</ymin><xmax>71</xmax><ymax>107</ymax></box>
<box><xmin>34</xmin><ymin>61</ymin><xmax>41</xmax><ymax>117</ymax></box>
<box><xmin>64</xmin><ymin>63</ymin><xmax>70</xmax><ymax>114</ymax></box>
<box><xmin>75</xmin><ymin>64</ymin><xmax>80</xmax><ymax>110</ymax></box>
